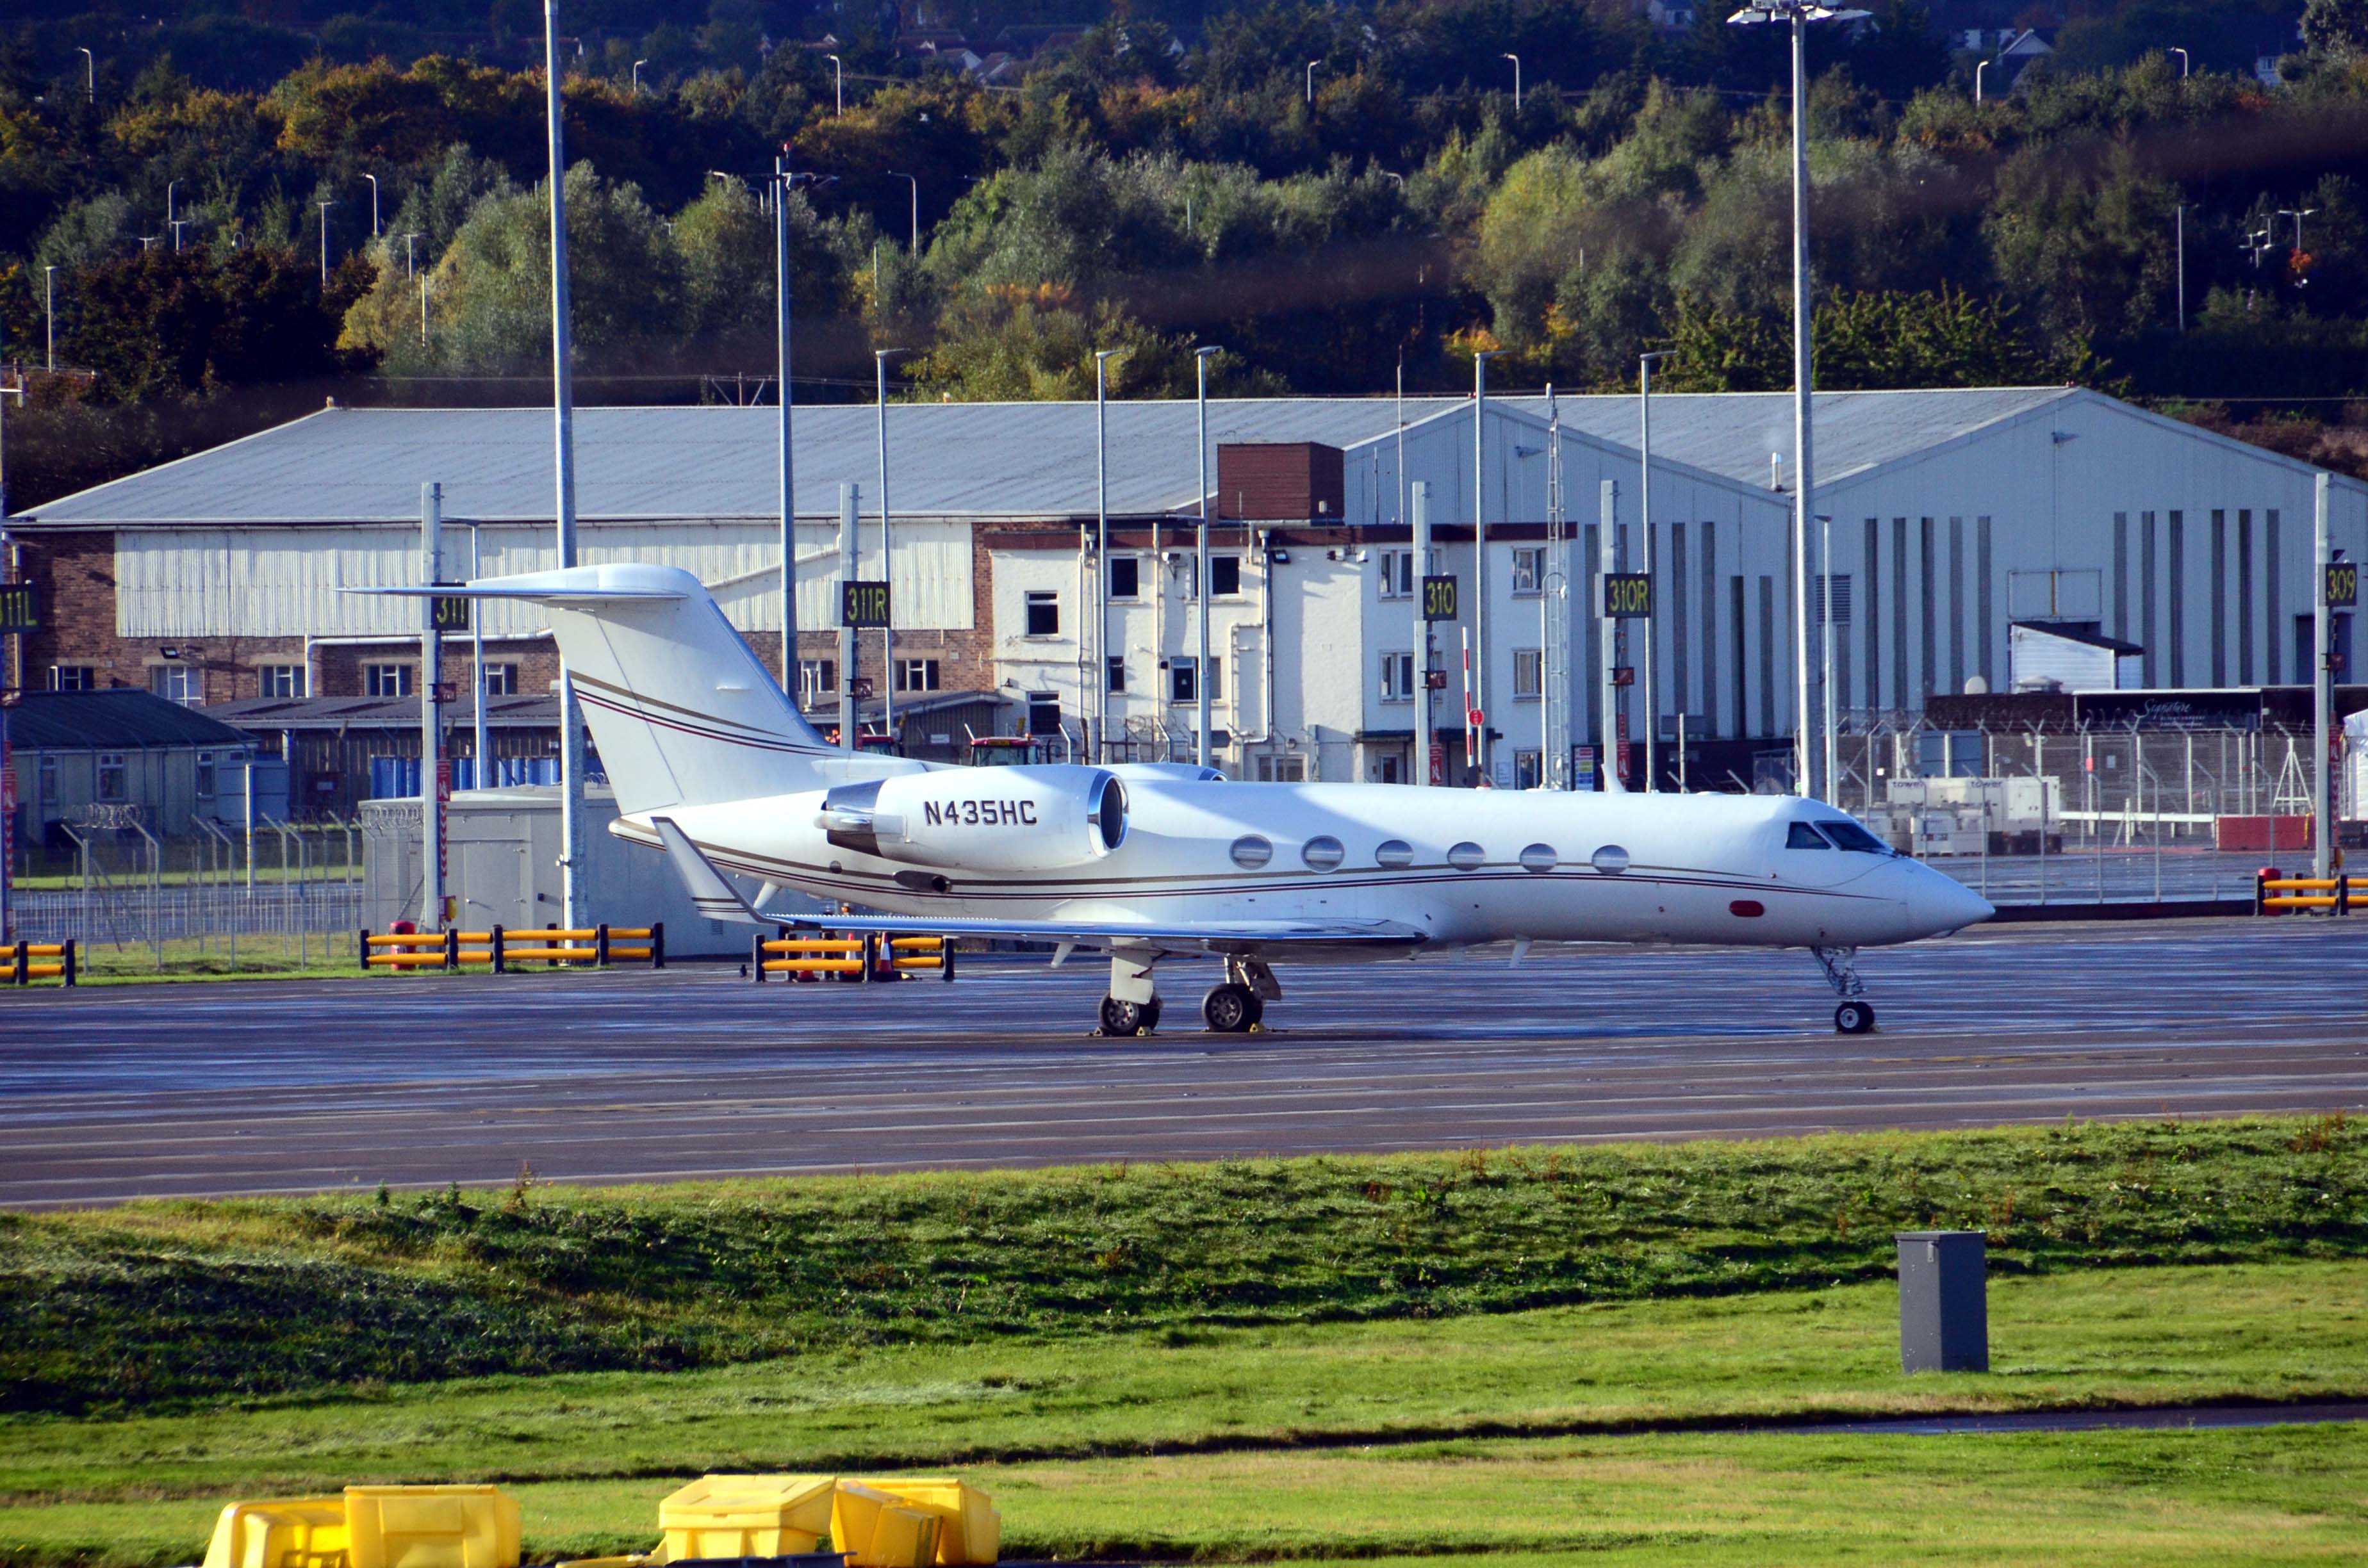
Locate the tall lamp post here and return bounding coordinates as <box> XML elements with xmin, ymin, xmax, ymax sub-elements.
<box><xmin>1472</xmin><ymin>348</ymin><xmax>1502</xmax><ymax>784</ymax></box>
<box><xmin>76</xmin><ymin>47</ymin><xmax>94</xmax><ymax>102</ymax></box>
<box><xmin>1728</xmin><ymin>0</ymin><xmax>1865</xmax><ymax>800</ymax></box>
<box><xmin>1095</xmin><ymin>348</ymin><xmax>1124</xmax><ymax>763</ymax></box>
<box><xmin>316</xmin><ymin>199</ymin><xmax>338</xmax><ymax>284</ymax></box>
<box><xmin>363</xmin><ymin>172</ymin><xmax>381</xmax><ymax>236</ymax></box>
<box><xmin>775</xmin><ymin>154</ymin><xmax>802</xmax><ymax>697</ymax></box>
<box><xmin>2169</xmin><ymin>45</ymin><xmax>2189</xmax><ymax>76</ymax></box>
<box><xmin>44</xmin><ymin>266</ymin><xmax>56</xmax><ymax>371</ymax></box>
<box><xmin>2174</xmin><ymin>204</ymin><xmax>2190</xmax><ymax>331</ymax></box>
<box><xmin>1194</xmin><ymin>345</ymin><xmax>1222</xmax><ymax>767</ymax></box>
<box><xmin>1305</xmin><ymin>60</ymin><xmax>1320</xmax><ymax>104</ymax></box>
<box><xmin>1502</xmin><ymin>53</ymin><xmax>1522</xmax><ymax>106</ymax></box>
<box><xmin>632</xmin><ymin>58</ymin><xmax>647</xmax><ymax>93</ymax></box>
<box><xmin>875</xmin><ymin>348</ymin><xmax>905</xmax><ymax>748</ymax></box>
<box><xmin>826</xmin><ymin>54</ymin><xmax>843</xmax><ymax>115</ymax></box>
<box><xmin>543</xmin><ymin>0</ymin><xmax>589</xmax><ymax>927</ymax></box>
<box><xmin>1639</xmin><ymin>349</ymin><xmax>1672</xmax><ymax>792</ymax></box>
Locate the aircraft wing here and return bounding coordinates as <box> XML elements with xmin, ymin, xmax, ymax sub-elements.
<box><xmin>649</xmin><ymin>815</ymin><xmax>1426</xmax><ymax>956</ymax></box>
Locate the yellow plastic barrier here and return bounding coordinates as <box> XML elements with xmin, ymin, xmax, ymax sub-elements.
<box><xmin>832</xmin><ymin>1483</ymin><xmax>941</xmax><ymax>1568</ymax></box>
<box><xmin>360</xmin><ymin>926</ymin><xmax>666</xmax><ymax>971</ymax></box>
<box><xmin>345</xmin><ymin>1485</ymin><xmax>520</xmax><ymax>1568</ymax></box>
<box><xmin>755</xmin><ymin>934</ymin><xmax>954</xmax><ymax>984</ymax></box>
<box><xmin>864</xmin><ymin>1479</ymin><xmax>1000</xmax><ymax>1566</ymax></box>
<box><xmin>202</xmin><ymin>1497</ymin><xmax>349</xmax><ymax>1568</ymax></box>
<box><xmin>658</xmin><ymin>1474</ymin><xmax>837</xmax><ymax>1561</ymax></box>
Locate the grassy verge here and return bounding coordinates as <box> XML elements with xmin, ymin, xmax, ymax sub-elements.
<box><xmin>64</xmin><ymin>938</ymin><xmax>367</xmax><ymax>985</ymax></box>
<box><xmin>5</xmin><ymin>1117</ymin><xmax>2360</xmax><ymax>1415</ymax></box>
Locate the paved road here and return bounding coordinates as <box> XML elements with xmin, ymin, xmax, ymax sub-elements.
<box><xmin>3</xmin><ymin>919</ymin><xmax>2362</xmax><ymax>1209</ymax></box>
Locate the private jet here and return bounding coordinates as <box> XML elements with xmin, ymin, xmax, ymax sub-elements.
<box><xmin>373</xmin><ymin>563</ymin><xmax>1992</xmax><ymax>1035</ymax></box>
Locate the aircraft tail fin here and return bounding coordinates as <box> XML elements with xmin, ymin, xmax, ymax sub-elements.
<box><xmin>350</xmin><ymin>563</ymin><xmax>834</xmax><ymax>815</ymax></box>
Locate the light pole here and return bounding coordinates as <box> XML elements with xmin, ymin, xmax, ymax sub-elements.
<box><xmin>1729</xmin><ymin>0</ymin><xmax>1866</xmax><ymax>801</ymax></box>
<box><xmin>1473</xmin><ymin>347</ymin><xmax>1501</xmax><ymax>784</ymax></box>
<box><xmin>1975</xmin><ymin>58</ymin><xmax>1990</xmax><ymax>102</ymax></box>
<box><xmin>166</xmin><ymin>179</ymin><xmax>181</xmax><ymax>231</ymax></box>
<box><xmin>1305</xmin><ymin>59</ymin><xmax>1320</xmax><ymax>104</ymax></box>
<box><xmin>1640</xmin><ymin>349</ymin><xmax>1672</xmax><ymax>791</ymax></box>
<box><xmin>43</xmin><ymin>267</ymin><xmax>54</xmax><ymax>372</ymax></box>
<box><xmin>2174</xmin><ymin>204</ymin><xmax>2189</xmax><ymax>331</ymax></box>
<box><xmin>632</xmin><ymin>58</ymin><xmax>647</xmax><ymax>93</ymax></box>
<box><xmin>363</xmin><ymin>173</ymin><xmax>381</xmax><ymax>236</ymax></box>
<box><xmin>1095</xmin><ymin>347</ymin><xmax>1124</xmax><ymax>763</ymax></box>
<box><xmin>169</xmin><ymin>218</ymin><xmax>187</xmax><ymax>251</ymax></box>
<box><xmin>1503</xmin><ymin>52</ymin><xmax>1521</xmax><ymax>106</ymax></box>
<box><xmin>316</xmin><ymin>199</ymin><xmax>336</xmax><ymax>284</ymax></box>
<box><xmin>76</xmin><ymin>47</ymin><xmax>93</xmax><ymax>102</ymax></box>
<box><xmin>400</xmin><ymin>231</ymin><xmax>421</xmax><ymax>278</ymax></box>
<box><xmin>875</xmin><ymin>348</ymin><xmax>904</xmax><ymax>747</ymax></box>
<box><xmin>2169</xmin><ymin>45</ymin><xmax>2189</xmax><ymax>76</ymax></box>
<box><xmin>770</xmin><ymin>161</ymin><xmax>823</xmax><ymax>699</ymax></box>
<box><xmin>887</xmin><ymin>171</ymin><xmax>918</xmax><ymax>252</ymax></box>
<box><xmin>420</xmin><ymin>276</ymin><xmax>431</xmax><ymax>345</ymax></box>
<box><xmin>2280</xmin><ymin>206</ymin><xmax>2319</xmax><ymax>250</ymax></box>
<box><xmin>543</xmin><ymin>0</ymin><xmax>589</xmax><ymax>928</ymax></box>
<box><xmin>1195</xmin><ymin>345</ymin><xmax>1222</xmax><ymax>767</ymax></box>
<box><xmin>826</xmin><ymin>54</ymin><xmax>843</xmax><ymax>115</ymax></box>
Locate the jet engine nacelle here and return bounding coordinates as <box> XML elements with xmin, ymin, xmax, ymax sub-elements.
<box><xmin>817</xmin><ymin>765</ymin><xmax>1128</xmax><ymax>872</ymax></box>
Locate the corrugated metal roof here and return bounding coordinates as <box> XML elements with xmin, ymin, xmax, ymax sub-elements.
<box><xmin>204</xmin><ymin>692</ymin><xmax>558</xmax><ymax>731</ymax></box>
<box><xmin>10</xmin><ymin>689</ymin><xmax>253</xmax><ymax>749</ymax></box>
<box><xmin>15</xmin><ymin>388</ymin><xmax>2078</xmax><ymax>527</ymax></box>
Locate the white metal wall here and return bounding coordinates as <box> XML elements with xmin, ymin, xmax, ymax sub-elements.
<box><xmin>116</xmin><ymin>518</ymin><xmax>976</xmax><ymax>639</ymax></box>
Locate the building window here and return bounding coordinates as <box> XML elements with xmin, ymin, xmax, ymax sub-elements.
<box><xmin>50</xmin><ymin>666</ymin><xmax>94</xmax><ymax>692</ymax></box>
<box><xmin>798</xmin><ymin>658</ymin><xmax>836</xmax><ymax>698</ymax></box>
<box><xmin>1512</xmin><ymin>647</ymin><xmax>1542</xmax><ymax>699</ymax></box>
<box><xmin>1027</xmin><ymin>691</ymin><xmax>1062</xmax><ymax>735</ymax></box>
<box><xmin>97</xmin><ymin>752</ymin><xmax>127</xmax><ymax>802</ymax></box>
<box><xmin>1108</xmin><ymin>557</ymin><xmax>1140</xmax><ymax>599</ymax></box>
<box><xmin>1106</xmin><ymin>655</ymin><xmax>1126</xmax><ymax>693</ymax></box>
<box><xmin>1210</xmin><ymin>555</ymin><xmax>1242</xmax><ymax>596</ymax></box>
<box><xmin>1379</xmin><ymin>550</ymin><xmax>1416</xmax><ymax>599</ymax></box>
<box><xmin>259</xmin><ymin>664</ymin><xmax>307</xmax><ymax>698</ymax></box>
<box><xmin>195</xmin><ymin>751</ymin><xmax>217</xmax><ymax>800</ymax></box>
<box><xmin>1025</xmin><ymin>590</ymin><xmax>1060</xmax><ymax>637</ymax></box>
<box><xmin>1379</xmin><ymin>650</ymin><xmax>1415</xmax><ymax>703</ymax></box>
<box><xmin>152</xmin><ymin>664</ymin><xmax>202</xmax><ymax>705</ymax></box>
<box><xmin>896</xmin><ymin>658</ymin><xmax>941</xmax><ymax>692</ymax></box>
<box><xmin>1511</xmin><ymin>548</ymin><xmax>1543</xmax><ymax>596</ymax></box>
<box><xmin>481</xmin><ymin>663</ymin><xmax>518</xmax><ymax>696</ymax></box>
<box><xmin>1514</xmin><ymin>749</ymin><xmax>1542</xmax><ymax>790</ymax></box>
<box><xmin>1169</xmin><ymin>656</ymin><xmax>1219</xmax><ymax>703</ymax></box>
<box><xmin>365</xmin><ymin>663</ymin><xmax>413</xmax><ymax>698</ymax></box>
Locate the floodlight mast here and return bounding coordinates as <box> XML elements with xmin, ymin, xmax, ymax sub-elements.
<box><xmin>1727</xmin><ymin>0</ymin><xmax>1866</xmax><ymax>799</ymax></box>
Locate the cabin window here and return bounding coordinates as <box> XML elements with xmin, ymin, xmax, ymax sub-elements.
<box><xmin>1518</xmin><ymin>843</ymin><xmax>1557</xmax><ymax>872</ymax></box>
<box><xmin>1786</xmin><ymin>822</ymin><xmax>1833</xmax><ymax>849</ymax></box>
<box><xmin>1229</xmin><ymin>835</ymin><xmax>1272</xmax><ymax>870</ymax></box>
<box><xmin>1591</xmin><ymin>845</ymin><xmax>1631</xmax><ymax>874</ymax></box>
<box><xmin>1375</xmin><ymin>839</ymin><xmax>1414</xmax><ymax>869</ymax></box>
<box><xmin>1815</xmin><ymin>818</ymin><xmax>1892</xmax><ymax>854</ymax></box>
<box><xmin>1447</xmin><ymin>841</ymin><xmax>1484</xmax><ymax>870</ymax></box>
<box><xmin>1302</xmin><ymin>835</ymin><xmax>1345</xmax><ymax>871</ymax></box>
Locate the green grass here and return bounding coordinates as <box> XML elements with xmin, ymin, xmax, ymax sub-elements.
<box><xmin>6</xmin><ymin>1117</ymin><xmax>2361</xmax><ymax>1415</ymax></box>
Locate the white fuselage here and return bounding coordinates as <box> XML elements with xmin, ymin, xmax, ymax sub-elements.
<box><xmin>620</xmin><ymin>777</ymin><xmax>1991</xmax><ymax>957</ymax></box>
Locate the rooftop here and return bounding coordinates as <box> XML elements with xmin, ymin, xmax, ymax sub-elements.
<box><xmin>13</xmin><ymin>388</ymin><xmax>2082</xmax><ymax>528</ymax></box>
<box><xmin>10</xmin><ymin>688</ymin><xmax>254</xmax><ymax>750</ymax></box>
<box><xmin>204</xmin><ymin>692</ymin><xmax>559</xmax><ymax>732</ymax></box>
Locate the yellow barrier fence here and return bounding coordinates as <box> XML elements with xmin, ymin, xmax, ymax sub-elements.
<box><xmin>358</xmin><ymin>924</ymin><xmax>665</xmax><ymax>972</ymax></box>
<box><xmin>2255</xmin><ymin>870</ymin><xmax>2365</xmax><ymax>915</ymax></box>
<box><xmin>0</xmin><ymin>939</ymin><xmax>76</xmax><ymax>987</ymax></box>
<box><xmin>753</xmin><ymin>931</ymin><xmax>955</xmax><ymax>983</ymax></box>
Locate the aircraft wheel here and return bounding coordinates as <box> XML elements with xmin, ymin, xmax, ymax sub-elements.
<box><xmin>1140</xmin><ymin>997</ymin><xmax>1164</xmax><ymax>1034</ymax></box>
<box><xmin>1099</xmin><ymin>995</ymin><xmax>1146</xmax><ymax>1036</ymax></box>
<box><xmin>1834</xmin><ymin>1000</ymin><xmax>1876</xmax><ymax>1035</ymax></box>
<box><xmin>1202</xmin><ymin>983</ymin><xmax>1258</xmax><ymax>1033</ymax></box>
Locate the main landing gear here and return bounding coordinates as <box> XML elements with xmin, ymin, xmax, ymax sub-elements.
<box><xmin>1096</xmin><ymin>954</ymin><xmax>1283</xmax><ymax>1035</ymax></box>
<box><xmin>1812</xmin><ymin>945</ymin><xmax>1876</xmax><ymax>1034</ymax></box>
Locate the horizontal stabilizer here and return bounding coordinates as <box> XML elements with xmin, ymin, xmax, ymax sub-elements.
<box><xmin>342</xmin><ymin>563</ymin><xmax>690</xmax><ymax>605</ymax></box>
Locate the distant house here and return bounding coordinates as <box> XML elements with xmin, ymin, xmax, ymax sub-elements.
<box><xmin>2009</xmin><ymin>621</ymin><xmax>2145</xmax><ymax>693</ymax></box>
<box><xmin>5</xmin><ymin>689</ymin><xmax>253</xmax><ymax>850</ymax></box>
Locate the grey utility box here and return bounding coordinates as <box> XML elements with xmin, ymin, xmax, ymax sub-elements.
<box><xmin>1896</xmin><ymin>1230</ymin><xmax>1988</xmax><ymax>1373</ymax></box>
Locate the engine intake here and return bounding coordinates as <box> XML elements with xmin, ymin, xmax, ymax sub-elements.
<box><xmin>819</xmin><ymin>765</ymin><xmax>1126</xmax><ymax>873</ymax></box>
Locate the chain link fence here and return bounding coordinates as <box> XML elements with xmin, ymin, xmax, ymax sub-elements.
<box><xmin>11</xmin><ymin>806</ymin><xmax>367</xmax><ymax>974</ymax></box>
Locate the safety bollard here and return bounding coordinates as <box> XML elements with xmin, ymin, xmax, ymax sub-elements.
<box><xmin>652</xmin><ymin>922</ymin><xmax>666</xmax><ymax>969</ymax></box>
<box><xmin>62</xmin><ymin>939</ymin><xmax>76</xmax><ymax>987</ymax></box>
<box><xmin>10</xmin><ymin>940</ymin><xmax>25</xmax><ymax>986</ymax></box>
<box><xmin>595</xmin><ymin>923</ymin><xmax>611</xmax><ymax>967</ymax></box>
<box><xmin>444</xmin><ymin>928</ymin><xmax>461</xmax><ymax>972</ymax></box>
<box><xmin>491</xmin><ymin>924</ymin><xmax>506</xmax><ymax>974</ymax></box>
<box><xmin>2257</xmin><ymin>866</ymin><xmax>2281</xmax><ymax>917</ymax></box>
<box><xmin>750</xmin><ymin>931</ymin><xmax>767</xmax><ymax>981</ymax></box>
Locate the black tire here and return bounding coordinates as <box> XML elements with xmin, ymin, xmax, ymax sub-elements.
<box><xmin>1140</xmin><ymin>997</ymin><xmax>1163</xmax><ymax>1034</ymax></box>
<box><xmin>1099</xmin><ymin>995</ymin><xmax>1146</xmax><ymax>1036</ymax></box>
<box><xmin>1242</xmin><ymin>993</ymin><xmax>1265</xmax><ymax>1028</ymax></box>
<box><xmin>1834</xmin><ymin>1000</ymin><xmax>1876</xmax><ymax>1035</ymax></box>
<box><xmin>1202</xmin><ymin>983</ymin><xmax>1256</xmax><ymax>1033</ymax></box>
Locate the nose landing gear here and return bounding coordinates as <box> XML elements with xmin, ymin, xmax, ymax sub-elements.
<box><xmin>1811</xmin><ymin>945</ymin><xmax>1876</xmax><ymax>1034</ymax></box>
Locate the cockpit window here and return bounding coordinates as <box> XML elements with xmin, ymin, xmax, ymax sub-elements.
<box><xmin>1785</xmin><ymin>822</ymin><xmax>1832</xmax><ymax>849</ymax></box>
<box><xmin>1814</xmin><ymin>819</ymin><xmax>1892</xmax><ymax>854</ymax></box>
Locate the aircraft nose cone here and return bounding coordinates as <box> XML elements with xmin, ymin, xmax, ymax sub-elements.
<box><xmin>1908</xmin><ymin>865</ymin><xmax>1994</xmax><ymax>935</ymax></box>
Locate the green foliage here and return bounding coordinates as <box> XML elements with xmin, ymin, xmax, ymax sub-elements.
<box><xmin>1658</xmin><ymin>285</ymin><xmax>2089</xmax><ymax>393</ymax></box>
<box><xmin>3</xmin><ymin>1116</ymin><xmax>2358</xmax><ymax>1416</ymax></box>
<box><xmin>60</xmin><ymin>246</ymin><xmax>357</xmax><ymax>401</ymax></box>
